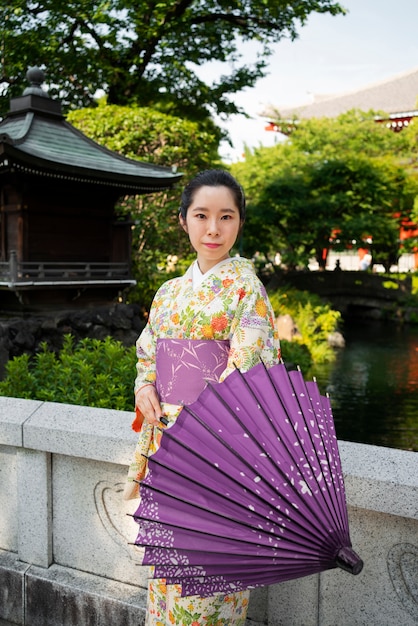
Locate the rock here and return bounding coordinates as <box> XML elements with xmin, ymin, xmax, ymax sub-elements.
<box><xmin>276</xmin><ymin>314</ymin><xmax>301</xmax><ymax>342</ymax></box>
<box><xmin>327</xmin><ymin>331</ymin><xmax>345</xmax><ymax>349</ymax></box>
<box><xmin>0</xmin><ymin>304</ymin><xmax>147</xmax><ymax>379</ymax></box>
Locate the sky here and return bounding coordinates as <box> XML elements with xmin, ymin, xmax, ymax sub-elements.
<box><xmin>212</xmin><ymin>0</ymin><xmax>418</xmax><ymax>162</ymax></box>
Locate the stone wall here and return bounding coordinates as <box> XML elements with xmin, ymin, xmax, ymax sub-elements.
<box><xmin>0</xmin><ymin>396</ymin><xmax>417</xmax><ymax>625</ymax></box>
<box><xmin>0</xmin><ymin>303</ymin><xmax>146</xmax><ymax>378</ymax></box>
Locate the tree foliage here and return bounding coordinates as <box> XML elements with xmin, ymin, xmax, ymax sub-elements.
<box><xmin>232</xmin><ymin>110</ymin><xmax>418</xmax><ymax>271</ymax></box>
<box><xmin>1</xmin><ymin>0</ymin><xmax>345</xmax><ymax>120</ymax></box>
<box><xmin>68</xmin><ymin>102</ymin><xmax>221</xmax><ymax>306</ymax></box>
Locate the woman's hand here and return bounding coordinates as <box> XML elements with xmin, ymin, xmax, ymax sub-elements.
<box><xmin>135</xmin><ymin>385</ymin><xmax>163</xmax><ymax>427</ymax></box>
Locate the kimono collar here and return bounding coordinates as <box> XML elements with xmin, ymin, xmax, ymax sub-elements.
<box><xmin>192</xmin><ymin>257</ymin><xmax>234</xmax><ymax>289</ymax></box>
<box><xmin>192</xmin><ymin>260</ymin><xmax>204</xmax><ymax>289</ymax></box>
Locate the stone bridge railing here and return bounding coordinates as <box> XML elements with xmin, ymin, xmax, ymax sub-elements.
<box><xmin>268</xmin><ymin>270</ymin><xmax>415</xmax><ymax>320</ymax></box>
<box><xmin>0</xmin><ymin>396</ymin><xmax>417</xmax><ymax>625</ymax></box>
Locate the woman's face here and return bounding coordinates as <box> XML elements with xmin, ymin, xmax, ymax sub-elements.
<box><xmin>179</xmin><ymin>185</ymin><xmax>242</xmax><ymax>274</ymax></box>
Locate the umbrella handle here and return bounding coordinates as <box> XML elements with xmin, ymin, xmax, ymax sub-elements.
<box><xmin>335</xmin><ymin>546</ymin><xmax>364</xmax><ymax>575</ymax></box>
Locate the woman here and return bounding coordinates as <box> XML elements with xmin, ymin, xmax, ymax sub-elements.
<box><xmin>125</xmin><ymin>169</ymin><xmax>281</xmax><ymax>625</ymax></box>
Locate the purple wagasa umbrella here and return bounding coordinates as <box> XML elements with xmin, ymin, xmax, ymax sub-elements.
<box><xmin>133</xmin><ymin>361</ymin><xmax>363</xmax><ymax>597</ymax></box>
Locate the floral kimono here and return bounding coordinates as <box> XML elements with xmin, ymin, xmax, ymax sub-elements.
<box><xmin>125</xmin><ymin>256</ymin><xmax>280</xmax><ymax>626</ymax></box>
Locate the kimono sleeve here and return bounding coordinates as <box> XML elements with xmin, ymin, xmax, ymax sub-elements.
<box><xmin>221</xmin><ymin>278</ymin><xmax>280</xmax><ymax>380</ymax></box>
<box><xmin>131</xmin><ymin>313</ymin><xmax>158</xmax><ymax>433</ymax></box>
<box><xmin>134</xmin><ymin>323</ymin><xmax>157</xmax><ymax>392</ymax></box>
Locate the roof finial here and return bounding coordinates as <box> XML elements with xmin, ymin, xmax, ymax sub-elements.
<box><xmin>23</xmin><ymin>66</ymin><xmax>49</xmax><ymax>98</ymax></box>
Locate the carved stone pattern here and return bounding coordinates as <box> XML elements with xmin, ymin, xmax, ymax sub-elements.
<box><xmin>387</xmin><ymin>543</ymin><xmax>418</xmax><ymax>620</ymax></box>
<box><xmin>94</xmin><ymin>481</ymin><xmax>143</xmax><ymax>562</ymax></box>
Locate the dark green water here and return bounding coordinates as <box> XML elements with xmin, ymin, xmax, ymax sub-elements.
<box><xmin>312</xmin><ymin>321</ymin><xmax>418</xmax><ymax>452</ymax></box>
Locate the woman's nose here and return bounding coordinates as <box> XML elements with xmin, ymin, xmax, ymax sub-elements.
<box><xmin>206</xmin><ymin>219</ymin><xmax>219</xmax><ymax>235</ymax></box>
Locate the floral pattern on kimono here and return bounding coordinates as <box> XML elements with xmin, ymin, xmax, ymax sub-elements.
<box><xmin>125</xmin><ymin>256</ymin><xmax>280</xmax><ymax>500</ymax></box>
<box><xmin>146</xmin><ymin>579</ymin><xmax>249</xmax><ymax>626</ymax></box>
<box><xmin>136</xmin><ymin>256</ymin><xmax>279</xmax><ymax>389</ymax></box>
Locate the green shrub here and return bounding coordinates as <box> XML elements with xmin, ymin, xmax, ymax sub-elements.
<box><xmin>0</xmin><ymin>335</ymin><xmax>137</xmax><ymax>411</ymax></box>
<box><xmin>268</xmin><ymin>287</ymin><xmax>341</xmax><ymax>366</ymax></box>
<box><xmin>382</xmin><ymin>280</ymin><xmax>400</xmax><ymax>290</ymax></box>
<box><xmin>278</xmin><ymin>339</ymin><xmax>312</xmax><ymax>371</ymax></box>
<box><xmin>413</xmin><ymin>273</ymin><xmax>418</xmax><ymax>295</ymax></box>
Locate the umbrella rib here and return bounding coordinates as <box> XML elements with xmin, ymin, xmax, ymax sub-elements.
<box><xmin>136</xmin><ymin>473</ymin><xmax>327</xmax><ymax>553</ymax></box>
<box><xmin>306</xmin><ymin>381</ymin><xmax>348</xmax><ymax>532</ymax></box>
<box><xmin>243</xmin><ymin>362</ymin><xmax>347</xmax><ymax>537</ymax></box>
<box><xmin>141</xmin><ymin>432</ymin><xmax>331</xmax><ymax>550</ymax></box>
<box><xmin>135</xmin><ymin>513</ymin><xmax>321</xmax><ymax>554</ymax></box>
<box><xmin>135</xmin><ymin>513</ymin><xmax>329</xmax><ymax>558</ymax></box>
<box><xmin>203</xmin><ymin>366</ymin><xmax>344</xmax><ymax>540</ymax></box>
<box><xmin>289</xmin><ymin>368</ymin><xmax>348</xmax><ymax>536</ymax></box>
<box><xmin>178</xmin><ymin>400</ymin><xmax>336</xmax><ymax>546</ymax></box>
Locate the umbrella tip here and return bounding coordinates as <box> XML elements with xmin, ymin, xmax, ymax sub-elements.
<box><xmin>336</xmin><ymin>546</ymin><xmax>364</xmax><ymax>575</ymax></box>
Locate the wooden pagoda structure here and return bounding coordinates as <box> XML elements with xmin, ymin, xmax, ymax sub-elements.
<box><xmin>0</xmin><ymin>67</ymin><xmax>182</xmax><ymax>311</ymax></box>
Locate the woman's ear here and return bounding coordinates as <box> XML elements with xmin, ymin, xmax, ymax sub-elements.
<box><xmin>179</xmin><ymin>214</ymin><xmax>188</xmax><ymax>233</ymax></box>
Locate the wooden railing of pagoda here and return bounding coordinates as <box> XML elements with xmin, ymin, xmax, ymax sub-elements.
<box><xmin>0</xmin><ymin>252</ymin><xmax>132</xmax><ymax>285</ymax></box>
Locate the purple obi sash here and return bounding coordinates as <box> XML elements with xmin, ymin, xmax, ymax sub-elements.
<box><xmin>155</xmin><ymin>338</ymin><xmax>230</xmax><ymax>405</ymax></box>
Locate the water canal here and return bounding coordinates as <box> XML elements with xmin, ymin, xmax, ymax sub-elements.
<box><xmin>311</xmin><ymin>320</ymin><xmax>418</xmax><ymax>452</ymax></box>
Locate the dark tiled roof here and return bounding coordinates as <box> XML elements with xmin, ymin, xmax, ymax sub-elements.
<box><xmin>274</xmin><ymin>66</ymin><xmax>418</xmax><ymax>120</ymax></box>
<box><xmin>0</xmin><ymin>112</ymin><xmax>181</xmax><ymax>191</ymax></box>
<box><xmin>0</xmin><ymin>69</ymin><xmax>182</xmax><ymax>193</ymax></box>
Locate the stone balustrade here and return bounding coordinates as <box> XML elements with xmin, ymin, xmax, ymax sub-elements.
<box><xmin>0</xmin><ymin>396</ymin><xmax>417</xmax><ymax>625</ymax></box>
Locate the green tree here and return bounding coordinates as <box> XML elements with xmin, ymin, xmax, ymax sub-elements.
<box><xmin>280</xmin><ymin>109</ymin><xmax>413</xmax><ymax>158</ymax></box>
<box><xmin>1</xmin><ymin>1</ymin><xmax>345</xmax><ymax>120</ymax></box>
<box><xmin>309</xmin><ymin>156</ymin><xmax>414</xmax><ymax>270</ymax></box>
<box><xmin>284</xmin><ymin>110</ymin><xmax>418</xmax><ymax>269</ymax></box>
<box><xmin>231</xmin><ymin>141</ymin><xmax>311</xmax><ymax>267</ymax></box>
<box><xmin>402</xmin><ymin>119</ymin><xmax>418</xmax><ymax>254</ymax></box>
<box><xmin>68</xmin><ymin>102</ymin><xmax>221</xmax><ymax>307</ymax></box>
<box><xmin>232</xmin><ymin>111</ymin><xmax>418</xmax><ymax>271</ymax></box>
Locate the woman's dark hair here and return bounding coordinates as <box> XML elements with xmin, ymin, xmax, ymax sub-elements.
<box><xmin>179</xmin><ymin>169</ymin><xmax>246</xmax><ymax>221</ymax></box>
